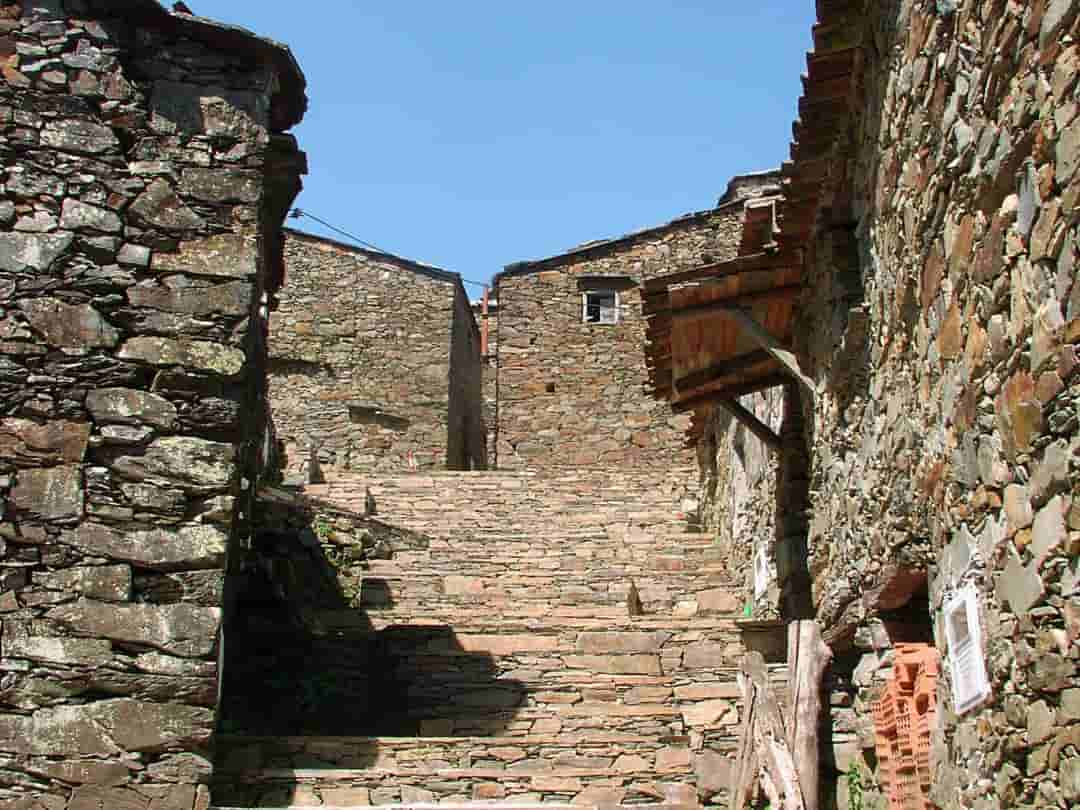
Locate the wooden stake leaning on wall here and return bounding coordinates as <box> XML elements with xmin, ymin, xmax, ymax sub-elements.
<box><xmin>730</xmin><ymin>665</ymin><xmax>759</xmax><ymax>810</ymax></box>
<box><xmin>731</xmin><ymin>652</ymin><xmax>807</xmax><ymax>810</ymax></box>
<box><xmin>786</xmin><ymin>621</ymin><xmax>833</xmax><ymax>810</ymax></box>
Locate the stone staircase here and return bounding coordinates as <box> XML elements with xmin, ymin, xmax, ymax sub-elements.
<box><xmin>213</xmin><ymin>468</ymin><xmax>782</xmax><ymax>809</ymax></box>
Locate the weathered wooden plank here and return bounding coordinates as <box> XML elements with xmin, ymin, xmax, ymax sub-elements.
<box><xmin>674</xmin><ymin>349</ymin><xmax>774</xmax><ymax>394</ymax></box>
<box><xmin>659</xmin><ymin>284</ymin><xmax>802</xmax><ymax>319</ymax></box>
<box><xmin>642</xmin><ymin>249</ymin><xmax>803</xmax><ymax>293</ymax></box>
<box><xmin>721</xmin><ymin>307</ymin><xmax>816</xmax><ymax>397</ymax></box>
<box><xmin>730</xmin><ymin>667</ymin><xmax>759</xmax><ymax>810</ymax></box>
<box><xmin>743</xmin><ymin>652</ymin><xmax>806</xmax><ymax>810</ymax></box>
<box><xmin>787</xmin><ymin>621</ymin><xmax>833</xmax><ymax>810</ymax></box>
<box><xmin>719</xmin><ymin>398</ymin><xmax>781</xmax><ymax>452</ymax></box>
<box><xmin>671</xmin><ymin>373</ymin><xmax>788</xmax><ymax>413</ymax></box>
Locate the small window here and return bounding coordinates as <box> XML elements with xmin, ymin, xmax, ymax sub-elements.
<box><xmin>583</xmin><ymin>290</ymin><xmax>618</xmax><ymax>324</ymax></box>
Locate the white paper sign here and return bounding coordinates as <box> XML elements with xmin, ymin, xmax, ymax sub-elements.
<box><xmin>944</xmin><ymin>585</ymin><xmax>991</xmax><ymax>715</ymax></box>
<box><xmin>754</xmin><ymin>545</ymin><xmax>770</xmax><ymax>599</ymax></box>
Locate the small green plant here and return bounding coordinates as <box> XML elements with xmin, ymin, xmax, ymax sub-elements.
<box><xmin>846</xmin><ymin>762</ymin><xmax>864</xmax><ymax>810</ymax></box>
<box><xmin>312</xmin><ymin>517</ymin><xmax>332</xmax><ymax>541</ymax></box>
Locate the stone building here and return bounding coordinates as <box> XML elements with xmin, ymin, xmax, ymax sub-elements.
<box><xmin>646</xmin><ymin>1</ymin><xmax>1080</xmax><ymax>808</ymax></box>
<box><xmin>492</xmin><ymin>171</ymin><xmax>781</xmax><ymax>471</ymax></box>
<box><xmin>0</xmin><ymin>2</ymin><xmax>306</xmax><ymax>808</ymax></box>
<box><xmin>268</xmin><ymin>229</ymin><xmax>486</xmax><ymax>479</ymax></box>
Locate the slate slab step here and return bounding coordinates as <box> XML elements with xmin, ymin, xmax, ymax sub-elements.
<box><xmin>222</xmin><ymin>466</ymin><xmax>764</xmax><ymax>807</ymax></box>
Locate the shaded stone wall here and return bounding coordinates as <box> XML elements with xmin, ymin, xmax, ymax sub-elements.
<box><xmin>697</xmin><ymin>389</ymin><xmax>784</xmax><ymax>614</ymax></box>
<box><xmin>494</xmin><ymin>176</ymin><xmax>778</xmax><ymax>472</ymax></box>
<box><xmin>0</xmin><ymin>2</ymin><xmax>305</xmax><ymax>808</ymax></box>
<box><xmin>473</xmin><ymin>296</ymin><xmax>499</xmax><ymax>465</ymax></box>
<box><xmin>268</xmin><ymin>231</ymin><xmax>485</xmax><ymax>477</ymax></box>
<box><xmin>684</xmin><ymin>4</ymin><xmax>1080</xmax><ymax>807</ymax></box>
<box><xmin>798</xmin><ymin>2</ymin><xmax>1080</xmax><ymax>808</ymax></box>
<box><xmin>446</xmin><ymin>284</ymin><xmax>487</xmax><ymax>470</ymax></box>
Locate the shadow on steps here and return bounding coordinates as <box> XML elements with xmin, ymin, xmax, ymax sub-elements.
<box><xmin>215</xmin><ymin>501</ymin><xmax>524</xmax><ymax>807</ymax></box>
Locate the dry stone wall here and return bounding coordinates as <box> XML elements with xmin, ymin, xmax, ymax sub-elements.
<box><xmin>0</xmin><ymin>2</ymin><xmax>306</xmax><ymax>808</ymax></box>
<box><xmin>268</xmin><ymin>231</ymin><xmax>485</xmax><ymax>479</ymax></box>
<box><xmin>447</xmin><ymin>283</ymin><xmax>486</xmax><ymax>471</ymax></box>
<box><xmin>685</xmin><ymin>3</ymin><xmax>1080</xmax><ymax>808</ymax></box>
<box><xmin>495</xmin><ymin>175</ymin><xmax>778</xmax><ymax>472</ymax></box>
<box><xmin>697</xmin><ymin>389</ymin><xmax>784</xmax><ymax>615</ymax></box>
<box><xmin>795</xmin><ymin>2</ymin><xmax>1080</xmax><ymax>808</ymax></box>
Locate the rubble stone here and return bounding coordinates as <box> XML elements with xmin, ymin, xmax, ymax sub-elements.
<box><xmin>0</xmin><ymin>3</ymin><xmax>306</xmax><ymax>805</ymax></box>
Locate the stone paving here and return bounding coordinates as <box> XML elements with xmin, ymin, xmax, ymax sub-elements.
<box><xmin>213</xmin><ymin>468</ymin><xmax>781</xmax><ymax>808</ymax></box>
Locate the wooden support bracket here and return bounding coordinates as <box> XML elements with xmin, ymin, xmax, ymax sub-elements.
<box><xmin>673</xmin><ymin>348</ymin><xmax>773</xmax><ymax>395</ymax></box>
<box><xmin>671</xmin><ymin>373</ymin><xmax>788</xmax><ymax>414</ymax></box>
<box><xmin>718</xmin><ymin>398</ymin><xmax>780</xmax><ymax>452</ymax></box>
<box><xmin>721</xmin><ymin>307</ymin><xmax>816</xmax><ymax>397</ymax></box>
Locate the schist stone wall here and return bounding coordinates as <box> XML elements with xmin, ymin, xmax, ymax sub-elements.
<box><xmin>494</xmin><ymin>173</ymin><xmax>779</xmax><ymax>472</ymax></box>
<box><xmin>0</xmin><ymin>2</ymin><xmax>306</xmax><ymax>808</ymax></box>
<box><xmin>696</xmin><ymin>389</ymin><xmax>784</xmax><ymax>615</ymax></box>
<box><xmin>268</xmin><ymin>230</ymin><xmax>485</xmax><ymax>479</ymax></box>
<box><xmin>823</xmin><ymin>4</ymin><xmax>1080</xmax><ymax>807</ymax></box>
<box><xmin>699</xmin><ymin>2</ymin><xmax>1080</xmax><ymax>808</ymax></box>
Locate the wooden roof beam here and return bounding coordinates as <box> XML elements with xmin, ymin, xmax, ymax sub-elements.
<box><xmin>719</xmin><ymin>397</ymin><xmax>780</xmax><ymax>452</ymax></box>
<box><xmin>673</xmin><ymin>348</ymin><xmax>774</xmax><ymax>395</ymax></box>
<box><xmin>642</xmin><ymin>248</ymin><xmax>803</xmax><ymax>293</ymax></box>
<box><xmin>672</xmin><ymin>373</ymin><xmax>789</xmax><ymax>413</ymax></box>
<box><xmin>722</xmin><ymin>306</ymin><xmax>816</xmax><ymax>397</ymax></box>
<box><xmin>654</xmin><ymin>283</ymin><xmax>802</xmax><ymax>319</ymax></box>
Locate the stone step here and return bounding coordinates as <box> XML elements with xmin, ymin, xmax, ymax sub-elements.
<box><xmin>212</xmin><ymin>806</ymin><xmax>697</xmax><ymax>810</ymax></box>
<box><xmin>351</xmin><ymin>572</ymin><xmax>735</xmax><ymax>602</ymax></box>
<box><xmin>223</xmin><ymin>466</ymin><xmax>756</xmax><ymax>807</ymax></box>
<box><xmin>347</xmin><ymin>610</ymin><xmax>744</xmax><ymax>630</ymax></box>
<box><xmin>341</xmin><ymin>573</ymin><xmax>740</xmax><ymax>619</ymax></box>
<box><xmin>213</xmin><ymin>734</ymin><xmax>716</xmax><ymax>808</ymax></box>
<box><xmin>226</xmin><ymin>626</ymin><xmax>782</xmax><ymax>736</ymax></box>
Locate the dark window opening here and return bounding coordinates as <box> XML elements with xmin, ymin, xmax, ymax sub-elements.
<box><xmin>583</xmin><ymin>290</ymin><xmax>618</xmax><ymax>324</ymax></box>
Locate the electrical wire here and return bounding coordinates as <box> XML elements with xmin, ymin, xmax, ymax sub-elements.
<box><xmin>290</xmin><ymin>208</ymin><xmax>490</xmax><ymax>289</ymax></box>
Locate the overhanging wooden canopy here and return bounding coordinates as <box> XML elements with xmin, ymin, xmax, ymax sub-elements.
<box><xmin>643</xmin><ymin>248</ymin><xmax>807</xmax><ymax>413</ymax></box>
<box><xmin>643</xmin><ymin>0</ymin><xmax>861</xmax><ymax>445</ymax></box>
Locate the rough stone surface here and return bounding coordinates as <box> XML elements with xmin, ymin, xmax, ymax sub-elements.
<box><xmin>150</xmin><ymin>233</ymin><xmax>258</xmax><ymax>279</ymax></box>
<box><xmin>268</xmin><ymin>230</ymin><xmax>486</xmax><ymax>477</ymax></box>
<box><xmin>110</xmin><ymin>437</ymin><xmax>235</xmax><ymax>493</ymax></box>
<box><xmin>48</xmin><ymin>599</ymin><xmax>223</xmax><ymax>658</ymax></box>
<box><xmin>689</xmin><ymin>2</ymin><xmax>1080</xmax><ymax>808</ymax></box>
<box><xmin>129</xmin><ymin>179</ymin><xmax>205</xmax><ymax>231</ymax></box>
<box><xmin>60</xmin><ymin>523</ymin><xmax>228</xmax><ymax>571</ymax></box>
<box><xmin>117</xmin><ymin>337</ymin><xmax>244</xmax><ymax>375</ymax></box>
<box><xmin>0</xmin><ymin>231</ymin><xmax>73</xmax><ymax>272</ymax></box>
<box><xmin>0</xmin><ymin>419</ymin><xmax>91</xmax><ymax>466</ymax></box>
<box><xmin>11</xmin><ymin>464</ymin><xmax>83</xmax><ymax>521</ymax></box>
<box><xmin>0</xmin><ymin>4</ymin><xmax>306</xmax><ymax>808</ymax></box>
<box><xmin>60</xmin><ymin>199</ymin><xmax>122</xmax><ymax>233</ymax></box>
<box><xmin>86</xmin><ymin>388</ymin><xmax>179</xmax><ymax>431</ymax></box>
<box><xmin>494</xmin><ymin>173</ymin><xmax>778</xmax><ymax>471</ymax></box>
<box><xmin>18</xmin><ymin>298</ymin><xmax>120</xmax><ymax>348</ymax></box>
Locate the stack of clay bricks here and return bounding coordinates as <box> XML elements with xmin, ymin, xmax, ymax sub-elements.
<box><xmin>872</xmin><ymin>644</ymin><xmax>940</xmax><ymax>810</ymax></box>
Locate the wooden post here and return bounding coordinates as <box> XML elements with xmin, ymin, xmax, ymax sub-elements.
<box><xmin>730</xmin><ymin>668</ymin><xmax>759</xmax><ymax>810</ymax></box>
<box><xmin>786</xmin><ymin>621</ymin><xmax>833</xmax><ymax>810</ymax></box>
<box><xmin>733</xmin><ymin>652</ymin><xmax>806</xmax><ymax>810</ymax></box>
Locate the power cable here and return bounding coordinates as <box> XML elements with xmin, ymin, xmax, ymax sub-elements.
<box><xmin>289</xmin><ymin>208</ymin><xmax>490</xmax><ymax>290</ymax></box>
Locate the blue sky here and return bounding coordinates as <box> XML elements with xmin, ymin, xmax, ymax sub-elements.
<box><xmin>196</xmin><ymin>2</ymin><xmax>816</xmax><ymax>289</ymax></box>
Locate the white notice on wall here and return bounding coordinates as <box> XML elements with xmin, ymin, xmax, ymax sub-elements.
<box><xmin>754</xmin><ymin>545</ymin><xmax>770</xmax><ymax>599</ymax></box>
<box><xmin>944</xmin><ymin>585</ymin><xmax>992</xmax><ymax>715</ymax></box>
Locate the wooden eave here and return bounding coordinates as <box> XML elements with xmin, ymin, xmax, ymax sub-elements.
<box><xmin>640</xmin><ymin>0</ymin><xmax>862</xmax><ymax>444</ymax></box>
